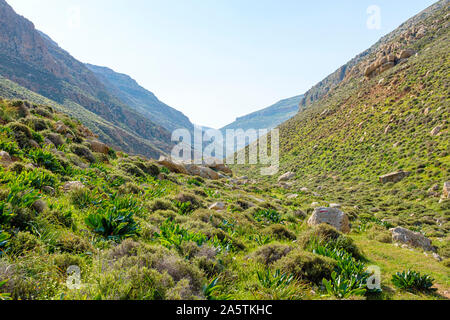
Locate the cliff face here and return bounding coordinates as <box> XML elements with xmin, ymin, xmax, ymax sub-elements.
<box><xmin>0</xmin><ymin>0</ymin><xmax>174</xmax><ymax>158</ymax></box>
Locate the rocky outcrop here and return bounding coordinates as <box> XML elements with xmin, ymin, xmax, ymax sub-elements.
<box><xmin>207</xmin><ymin>162</ymin><xmax>233</xmax><ymax>176</ymax></box>
<box><xmin>184</xmin><ymin>164</ymin><xmax>220</xmax><ymax>180</ymax></box>
<box><xmin>379</xmin><ymin>171</ymin><xmax>410</xmax><ymax>184</ymax></box>
<box><xmin>390</xmin><ymin>227</ymin><xmax>434</xmax><ymax>251</ymax></box>
<box><xmin>307</xmin><ymin>207</ymin><xmax>351</xmax><ymax>233</ymax></box>
<box><xmin>157</xmin><ymin>157</ymin><xmax>188</xmax><ymax>175</ymax></box>
<box><xmin>278</xmin><ymin>172</ymin><xmax>296</xmax><ymax>182</ymax></box>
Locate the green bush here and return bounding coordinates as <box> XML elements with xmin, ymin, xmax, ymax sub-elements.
<box><xmin>251</xmin><ymin>244</ymin><xmax>294</xmax><ymax>265</ymax></box>
<box><xmin>273</xmin><ymin>250</ymin><xmax>337</xmax><ymax>284</ymax></box>
<box><xmin>300</xmin><ymin>224</ymin><xmax>363</xmax><ymax>260</ymax></box>
<box><xmin>263</xmin><ymin>224</ymin><xmax>296</xmax><ymax>241</ymax></box>
<box><xmin>253</xmin><ymin>208</ymin><xmax>282</xmax><ymax>224</ymax></box>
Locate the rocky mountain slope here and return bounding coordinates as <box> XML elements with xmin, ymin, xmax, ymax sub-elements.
<box><xmin>0</xmin><ymin>0</ymin><xmax>175</xmax><ymax>158</ymax></box>
<box><xmin>86</xmin><ymin>64</ymin><xmax>194</xmax><ymax>133</ymax></box>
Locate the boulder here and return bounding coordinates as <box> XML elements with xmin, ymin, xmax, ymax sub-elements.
<box><xmin>307</xmin><ymin>207</ymin><xmax>351</xmax><ymax>233</ymax></box>
<box><xmin>157</xmin><ymin>157</ymin><xmax>188</xmax><ymax>175</ymax></box>
<box><xmin>207</xmin><ymin>162</ymin><xmax>233</xmax><ymax>176</ymax></box>
<box><xmin>287</xmin><ymin>194</ymin><xmax>299</xmax><ymax>200</ymax></box>
<box><xmin>63</xmin><ymin>181</ymin><xmax>85</xmax><ymax>193</ymax></box>
<box><xmin>208</xmin><ymin>202</ymin><xmax>226</xmax><ymax>211</ymax></box>
<box><xmin>184</xmin><ymin>164</ymin><xmax>220</xmax><ymax>180</ymax></box>
<box><xmin>379</xmin><ymin>171</ymin><xmax>410</xmax><ymax>184</ymax></box>
<box><xmin>398</xmin><ymin>49</ymin><xmax>416</xmax><ymax>60</ymax></box>
<box><xmin>42</xmin><ymin>186</ymin><xmax>56</xmax><ymax>195</ymax></box>
<box><xmin>278</xmin><ymin>172</ymin><xmax>296</xmax><ymax>182</ymax></box>
<box><xmin>32</xmin><ymin>200</ymin><xmax>47</xmax><ymax>213</ymax></box>
<box><xmin>89</xmin><ymin>140</ymin><xmax>109</xmax><ymax>154</ymax></box>
<box><xmin>443</xmin><ymin>182</ymin><xmax>450</xmax><ymax>199</ymax></box>
<box><xmin>389</xmin><ymin>227</ymin><xmax>434</xmax><ymax>251</ymax></box>
<box><xmin>430</xmin><ymin>125</ymin><xmax>442</xmax><ymax>136</ymax></box>
<box><xmin>0</xmin><ymin>150</ymin><xmax>12</xmax><ymax>167</ymax></box>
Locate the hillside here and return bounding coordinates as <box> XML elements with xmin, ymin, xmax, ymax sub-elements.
<box><xmin>86</xmin><ymin>64</ymin><xmax>194</xmax><ymax>133</ymax></box>
<box><xmin>0</xmin><ymin>0</ymin><xmax>173</xmax><ymax>158</ymax></box>
<box><xmin>221</xmin><ymin>95</ymin><xmax>303</xmax><ymax>134</ymax></box>
<box><xmin>0</xmin><ymin>0</ymin><xmax>448</xmax><ymax>302</ymax></box>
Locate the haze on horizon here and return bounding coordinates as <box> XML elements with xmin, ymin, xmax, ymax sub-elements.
<box><xmin>7</xmin><ymin>0</ymin><xmax>437</xmax><ymax>128</ymax></box>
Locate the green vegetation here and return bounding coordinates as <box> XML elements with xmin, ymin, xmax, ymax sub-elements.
<box><xmin>392</xmin><ymin>270</ymin><xmax>435</xmax><ymax>292</ymax></box>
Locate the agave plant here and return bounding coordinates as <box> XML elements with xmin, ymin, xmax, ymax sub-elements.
<box><xmin>323</xmin><ymin>272</ymin><xmax>367</xmax><ymax>299</ymax></box>
<box><xmin>257</xmin><ymin>269</ymin><xmax>294</xmax><ymax>289</ymax></box>
<box><xmin>253</xmin><ymin>209</ymin><xmax>282</xmax><ymax>224</ymax></box>
<box><xmin>154</xmin><ymin>219</ymin><xmax>208</xmax><ymax>250</ymax></box>
<box><xmin>0</xmin><ymin>229</ymin><xmax>10</xmax><ymax>254</ymax></box>
<box><xmin>392</xmin><ymin>270</ymin><xmax>435</xmax><ymax>292</ymax></box>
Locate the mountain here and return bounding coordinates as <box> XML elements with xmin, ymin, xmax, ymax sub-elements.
<box><xmin>0</xmin><ymin>0</ymin><xmax>173</xmax><ymax>158</ymax></box>
<box><xmin>299</xmin><ymin>0</ymin><xmax>449</xmax><ymax>108</ymax></box>
<box><xmin>220</xmin><ymin>95</ymin><xmax>303</xmax><ymax>148</ymax></box>
<box><xmin>237</xmin><ymin>1</ymin><xmax>449</xmax><ymax>242</ymax></box>
<box><xmin>86</xmin><ymin>64</ymin><xmax>194</xmax><ymax>133</ymax></box>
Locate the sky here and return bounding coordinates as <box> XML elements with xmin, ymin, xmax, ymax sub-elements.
<box><xmin>7</xmin><ymin>0</ymin><xmax>437</xmax><ymax>128</ymax></box>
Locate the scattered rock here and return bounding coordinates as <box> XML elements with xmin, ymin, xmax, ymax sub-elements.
<box><xmin>207</xmin><ymin>162</ymin><xmax>233</xmax><ymax>176</ymax></box>
<box><xmin>430</xmin><ymin>125</ymin><xmax>442</xmax><ymax>136</ymax></box>
<box><xmin>89</xmin><ymin>140</ymin><xmax>109</xmax><ymax>154</ymax></box>
<box><xmin>307</xmin><ymin>207</ymin><xmax>351</xmax><ymax>233</ymax></box>
<box><xmin>311</xmin><ymin>202</ymin><xmax>320</xmax><ymax>207</ymax></box>
<box><xmin>379</xmin><ymin>171</ymin><xmax>410</xmax><ymax>184</ymax></box>
<box><xmin>208</xmin><ymin>202</ymin><xmax>226</xmax><ymax>211</ymax></box>
<box><xmin>42</xmin><ymin>186</ymin><xmax>55</xmax><ymax>195</ymax></box>
<box><xmin>63</xmin><ymin>181</ymin><xmax>85</xmax><ymax>193</ymax></box>
<box><xmin>0</xmin><ymin>150</ymin><xmax>12</xmax><ymax>167</ymax></box>
<box><xmin>32</xmin><ymin>200</ymin><xmax>47</xmax><ymax>213</ymax></box>
<box><xmin>432</xmin><ymin>253</ymin><xmax>443</xmax><ymax>262</ymax></box>
<box><xmin>389</xmin><ymin>226</ymin><xmax>434</xmax><ymax>252</ymax></box>
<box><xmin>185</xmin><ymin>164</ymin><xmax>220</xmax><ymax>180</ymax></box>
<box><xmin>300</xmin><ymin>187</ymin><xmax>309</xmax><ymax>193</ymax></box>
<box><xmin>330</xmin><ymin>203</ymin><xmax>341</xmax><ymax>209</ymax></box>
<box><xmin>278</xmin><ymin>172</ymin><xmax>296</xmax><ymax>182</ymax></box>
<box><xmin>442</xmin><ymin>182</ymin><xmax>450</xmax><ymax>199</ymax></box>
<box><xmin>157</xmin><ymin>157</ymin><xmax>188</xmax><ymax>175</ymax></box>
<box><xmin>287</xmin><ymin>194</ymin><xmax>299</xmax><ymax>200</ymax></box>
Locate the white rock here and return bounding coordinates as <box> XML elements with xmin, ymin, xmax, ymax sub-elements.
<box><xmin>307</xmin><ymin>207</ymin><xmax>351</xmax><ymax>233</ymax></box>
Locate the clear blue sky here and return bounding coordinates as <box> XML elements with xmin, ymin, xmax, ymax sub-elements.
<box><xmin>7</xmin><ymin>0</ymin><xmax>437</xmax><ymax>128</ymax></box>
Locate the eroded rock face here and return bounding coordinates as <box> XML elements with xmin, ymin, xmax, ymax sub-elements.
<box><xmin>278</xmin><ymin>172</ymin><xmax>296</xmax><ymax>182</ymax></box>
<box><xmin>379</xmin><ymin>171</ymin><xmax>410</xmax><ymax>184</ymax></box>
<box><xmin>389</xmin><ymin>227</ymin><xmax>434</xmax><ymax>251</ymax></box>
<box><xmin>307</xmin><ymin>207</ymin><xmax>351</xmax><ymax>233</ymax></box>
<box><xmin>157</xmin><ymin>157</ymin><xmax>188</xmax><ymax>175</ymax></box>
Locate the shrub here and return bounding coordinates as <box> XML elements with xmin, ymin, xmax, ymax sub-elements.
<box><xmin>174</xmin><ymin>193</ymin><xmax>204</xmax><ymax>211</ymax></box>
<box><xmin>118</xmin><ymin>182</ymin><xmax>144</xmax><ymax>195</ymax></box>
<box><xmin>0</xmin><ymin>229</ymin><xmax>9</xmax><ymax>254</ymax></box>
<box><xmin>299</xmin><ymin>224</ymin><xmax>363</xmax><ymax>260</ymax></box>
<box><xmin>274</xmin><ymin>250</ymin><xmax>337</xmax><ymax>284</ymax></box>
<box><xmin>27</xmin><ymin>148</ymin><xmax>65</xmax><ymax>174</ymax></box>
<box><xmin>71</xmin><ymin>144</ymin><xmax>96</xmax><ymax>163</ymax></box>
<box><xmin>8</xmin><ymin>231</ymin><xmax>44</xmax><ymax>256</ymax></box>
<box><xmin>56</xmin><ymin>231</ymin><xmax>93</xmax><ymax>254</ymax></box>
<box><xmin>263</xmin><ymin>224</ymin><xmax>296</xmax><ymax>241</ymax></box>
<box><xmin>69</xmin><ymin>188</ymin><xmax>100</xmax><ymax>209</ymax></box>
<box><xmin>391</xmin><ymin>270</ymin><xmax>435</xmax><ymax>292</ymax></box>
<box><xmin>147</xmin><ymin>199</ymin><xmax>176</xmax><ymax>212</ymax></box>
<box><xmin>154</xmin><ymin>219</ymin><xmax>208</xmax><ymax>251</ymax></box>
<box><xmin>251</xmin><ymin>244</ymin><xmax>293</xmax><ymax>265</ymax></box>
<box><xmin>120</xmin><ymin>162</ymin><xmax>146</xmax><ymax>178</ymax></box>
